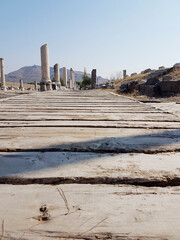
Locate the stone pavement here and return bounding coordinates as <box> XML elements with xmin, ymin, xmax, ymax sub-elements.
<box><xmin>0</xmin><ymin>90</ymin><xmax>180</xmax><ymax>239</ymax></box>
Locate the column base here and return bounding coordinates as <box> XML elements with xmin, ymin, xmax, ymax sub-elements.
<box><xmin>40</xmin><ymin>82</ymin><xmax>52</xmax><ymax>91</ymax></box>
<box><xmin>1</xmin><ymin>85</ymin><xmax>6</xmax><ymax>91</ymax></box>
<box><xmin>46</xmin><ymin>83</ymin><xmax>52</xmax><ymax>91</ymax></box>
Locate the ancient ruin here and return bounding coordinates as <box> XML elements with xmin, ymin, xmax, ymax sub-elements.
<box><xmin>53</xmin><ymin>63</ymin><xmax>61</xmax><ymax>90</ymax></box>
<box><xmin>34</xmin><ymin>81</ymin><xmax>38</xmax><ymax>90</ymax></box>
<box><xmin>70</xmin><ymin>68</ymin><xmax>75</xmax><ymax>89</ymax></box>
<box><xmin>63</xmin><ymin>67</ymin><xmax>67</xmax><ymax>87</ymax></box>
<box><xmin>0</xmin><ymin>89</ymin><xmax>180</xmax><ymax>239</ymax></box>
<box><xmin>91</xmin><ymin>69</ymin><xmax>96</xmax><ymax>89</ymax></box>
<box><xmin>0</xmin><ymin>58</ymin><xmax>6</xmax><ymax>90</ymax></box>
<box><xmin>40</xmin><ymin>44</ymin><xmax>52</xmax><ymax>91</ymax></box>
<box><xmin>19</xmin><ymin>79</ymin><xmax>24</xmax><ymax>91</ymax></box>
<box><xmin>120</xmin><ymin>66</ymin><xmax>180</xmax><ymax>97</ymax></box>
<box><xmin>123</xmin><ymin>69</ymin><xmax>126</xmax><ymax>79</ymax></box>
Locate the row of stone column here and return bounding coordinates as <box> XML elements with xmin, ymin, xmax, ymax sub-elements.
<box><xmin>40</xmin><ymin>44</ymin><xmax>75</xmax><ymax>91</ymax></box>
<box><xmin>1</xmin><ymin>44</ymin><xmax>79</xmax><ymax>92</ymax></box>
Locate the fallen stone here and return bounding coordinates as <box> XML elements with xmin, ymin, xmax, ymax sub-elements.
<box><xmin>141</xmin><ymin>68</ymin><xmax>151</xmax><ymax>74</ymax></box>
<box><xmin>155</xmin><ymin>80</ymin><xmax>180</xmax><ymax>96</ymax></box>
<box><xmin>173</xmin><ymin>63</ymin><xmax>180</xmax><ymax>68</ymax></box>
<box><xmin>162</xmin><ymin>75</ymin><xmax>173</xmax><ymax>81</ymax></box>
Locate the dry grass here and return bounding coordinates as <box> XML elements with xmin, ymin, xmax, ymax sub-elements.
<box><xmin>56</xmin><ymin>187</ymin><xmax>70</xmax><ymax>215</ymax></box>
<box><xmin>100</xmin><ymin>88</ymin><xmax>180</xmax><ymax>102</ymax></box>
<box><xmin>6</xmin><ymin>81</ymin><xmax>34</xmax><ymax>89</ymax></box>
<box><xmin>165</xmin><ymin>68</ymin><xmax>180</xmax><ymax>80</ymax></box>
<box><xmin>115</xmin><ymin>73</ymin><xmax>149</xmax><ymax>88</ymax></box>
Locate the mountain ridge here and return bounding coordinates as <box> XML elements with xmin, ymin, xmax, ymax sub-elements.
<box><xmin>5</xmin><ymin>65</ymin><xmax>109</xmax><ymax>84</ymax></box>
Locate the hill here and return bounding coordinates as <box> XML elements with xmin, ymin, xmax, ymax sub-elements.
<box><xmin>114</xmin><ymin>65</ymin><xmax>180</xmax><ymax>98</ymax></box>
<box><xmin>5</xmin><ymin>65</ymin><xmax>109</xmax><ymax>84</ymax></box>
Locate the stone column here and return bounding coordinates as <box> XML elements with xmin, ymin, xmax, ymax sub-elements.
<box><xmin>91</xmin><ymin>69</ymin><xmax>96</xmax><ymax>89</ymax></box>
<box><xmin>123</xmin><ymin>70</ymin><xmax>126</xmax><ymax>79</ymax></box>
<box><xmin>53</xmin><ymin>63</ymin><xmax>61</xmax><ymax>89</ymax></box>
<box><xmin>63</xmin><ymin>67</ymin><xmax>67</xmax><ymax>87</ymax></box>
<box><xmin>0</xmin><ymin>58</ymin><xmax>6</xmax><ymax>90</ymax></box>
<box><xmin>34</xmin><ymin>81</ymin><xmax>38</xmax><ymax>90</ymax></box>
<box><xmin>40</xmin><ymin>44</ymin><xmax>52</xmax><ymax>91</ymax></box>
<box><xmin>70</xmin><ymin>68</ymin><xmax>75</xmax><ymax>89</ymax></box>
<box><xmin>19</xmin><ymin>79</ymin><xmax>24</xmax><ymax>91</ymax></box>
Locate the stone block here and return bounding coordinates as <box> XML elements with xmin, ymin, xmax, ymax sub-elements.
<box><xmin>157</xmin><ymin>80</ymin><xmax>180</xmax><ymax>94</ymax></box>
<box><xmin>131</xmin><ymin>73</ymin><xmax>137</xmax><ymax>76</ymax></box>
<box><xmin>139</xmin><ymin>85</ymin><xmax>155</xmax><ymax>97</ymax></box>
<box><xmin>173</xmin><ymin>63</ymin><xmax>180</xmax><ymax>68</ymax></box>
<box><xmin>162</xmin><ymin>75</ymin><xmax>173</xmax><ymax>81</ymax></box>
<box><xmin>145</xmin><ymin>78</ymin><xmax>160</xmax><ymax>85</ymax></box>
<box><xmin>141</xmin><ymin>68</ymin><xmax>151</xmax><ymax>74</ymax></box>
<box><xmin>159</xmin><ymin>66</ymin><xmax>165</xmax><ymax>70</ymax></box>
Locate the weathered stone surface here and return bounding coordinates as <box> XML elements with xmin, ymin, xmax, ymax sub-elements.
<box><xmin>123</xmin><ymin>69</ymin><xmax>126</xmax><ymax>78</ymax></box>
<box><xmin>173</xmin><ymin>63</ymin><xmax>180</xmax><ymax>68</ymax></box>
<box><xmin>63</xmin><ymin>67</ymin><xmax>67</xmax><ymax>87</ymax></box>
<box><xmin>0</xmin><ymin>90</ymin><xmax>179</xmax><ymax>239</ymax></box>
<box><xmin>19</xmin><ymin>79</ymin><xmax>24</xmax><ymax>91</ymax></box>
<box><xmin>162</xmin><ymin>75</ymin><xmax>173</xmax><ymax>81</ymax></box>
<box><xmin>120</xmin><ymin>80</ymin><xmax>145</xmax><ymax>93</ymax></box>
<box><xmin>145</xmin><ymin>77</ymin><xmax>159</xmax><ymax>85</ymax></box>
<box><xmin>1</xmin><ymin>152</ymin><xmax>180</xmax><ymax>182</ymax></box>
<box><xmin>0</xmin><ymin>58</ymin><xmax>6</xmax><ymax>90</ymax></box>
<box><xmin>91</xmin><ymin>69</ymin><xmax>96</xmax><ymax>89</ymax></box>
<box><xmin>139</xmin><ymin>84</ymin><xmax>155</xmax><ymax>97</ymax></box>
<box><xmin>34</xmin><ymin>81</ymin><xmax>38</xmax><ymax>90</ymax></box>
<box><xmin>1</xmin><ymin>184</ymin><xmax>180</xmax><ymax>239</ymax></box>
<box><xmin>156</xmin><ymin>80</ymin><xmax>180</xmax><ymax>96</ymax></box>
<box><xmin>147</xmin><ymin>68</ymin><xmax>173</xmax><ymax>79</ymax></box>
<box><xmin>53</xmin><ymin>63</ymin><xmax>61</xmax><ymax>89</ymax></box>
<box><xmin>159</xmin><ymin>66</ymin><xmax>165</xmax><ymax>69</ymax></box>
<box><xmin>40</xmin><ymin>44</ymin><xmax>52</xmax><ymax>91</ymax></box>
<box><xmin>70</xmin><ymin>68</ymin><xmax>75</xmax><ymax>89</ymax></box>
<box><xmin>131</xmin><ymin>72</ymin><xmax>137</xmax><ymax>76</ymax></box>
<box><xmin>141</xmin><ymin>68</ymin><xmax>151</xmax><ymax>74</ymax></box>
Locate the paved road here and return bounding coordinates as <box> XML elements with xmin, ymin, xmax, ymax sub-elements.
<box><xmin>0</xmin><ymin>90</ymin><xmax>180</xmax><ymax>239</ymax></box>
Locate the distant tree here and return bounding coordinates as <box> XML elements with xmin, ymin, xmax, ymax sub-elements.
<box><xmin>76</xmin><ymin>81</ymin><xmax>82</xmax><ymax>87</ymax></box>
<box><xmin>82</xmin><ymin>67</ymin><xmax>91</xmax><ymax>88</ymax></box>
<box><xmin>28</xmin><ymin>82</ymin><xmax>40</xmax><ymax>85</ymax></box>
<box><xmin>110</xmin><ymin>71</ymin><xmax>122</xmax><ymax>81</ymax></box>
<box><xmin>60</xmin><ymin>78</ymin><xmax>64</xmax><ymax>86</ymax></box>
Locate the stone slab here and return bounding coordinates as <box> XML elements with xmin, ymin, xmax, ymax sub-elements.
<box><xmin>0</xmin><ymin>152</ymin><xmax>180</xmax><ymax>183</ymax></box>
<box><xmin>0</xmin><ymin>127</ymin><xmax>179</xmax><ymax>152</ymax></box>
<box><xmin>1</xmin><ymin>184</ymin><xmax>180</xmax><ymax>239</ymax></box>
<box><xmin>0</xmin><ymin>120</ymin><xmax>179</xmax><ymax>129</ymax></box>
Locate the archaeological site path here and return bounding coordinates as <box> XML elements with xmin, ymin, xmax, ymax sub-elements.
<box><xmin>0</xmin><ymin>90</ymin><xmax>180</xmax><ymax>239</ymax></box>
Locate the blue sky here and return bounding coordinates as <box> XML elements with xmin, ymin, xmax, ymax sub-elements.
<box><xmin>1</xmin><ymin>0</ymin><xmax>180</xmax><ymax>78</ymax></box>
